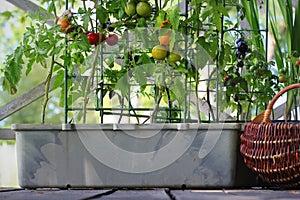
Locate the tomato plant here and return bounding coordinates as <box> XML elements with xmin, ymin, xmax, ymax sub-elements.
<box><xmin>0</xmin><ymin>0</ymin><xmax>283</xmax><ymax>123</ymax></box>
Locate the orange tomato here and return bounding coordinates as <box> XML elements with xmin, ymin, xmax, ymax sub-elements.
<box><xmin>56</xmin><ymin>17</ymin><xmax>71</xmax><ymax>33</ymax></box>
<box><xmin>160</xmin><ymin>20</ymin><xmax>172</xmax><ymax>29</ymax></box>
<box><xmin>158</xmin><ymin>35</ymin><xmax>170</xmax><ymax>45</ymax></box>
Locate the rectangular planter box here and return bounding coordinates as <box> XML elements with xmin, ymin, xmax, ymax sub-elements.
<box><xmin>12</xmin><ymin>123</ymin><xmax>242</xmax><ymax>189</ymax></box>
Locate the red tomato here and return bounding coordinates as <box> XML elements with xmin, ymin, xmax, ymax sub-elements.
<box><xmin>87</xmin><ymin>32</ymin><xmax>106</xmax><ymax>45</ymax></box>
<box><xmin>87</xmin><ymin>32</ymin><xmax>99</xmax><ymax>45</ymax></box>
<box><xmin>105</xmin><ymin>34</ymin><xmax>118</xmax><ymax>46</ymax></box>
<box><xmin>223</xmin><ymin>75</ymin><xmax>230</xmax><ymax>83</ymax></box>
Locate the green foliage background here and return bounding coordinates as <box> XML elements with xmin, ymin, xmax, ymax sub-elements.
<box><xmin>0</xmin><ymin>3</ymin><xmax>64</xmax><ymax>127</ymax></box>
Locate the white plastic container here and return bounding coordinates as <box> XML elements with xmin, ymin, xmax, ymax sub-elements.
<box><xmin>12</xmin><ymin>123</ymin><xmax>241</xmax><ymax>189</ymax></box>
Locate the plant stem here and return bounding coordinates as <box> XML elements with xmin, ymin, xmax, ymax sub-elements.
<box><xmin>155</xmin><ymin>0</ymin><xmax>159</xmax><ymax>14</ymax></box>
<box><xmin>150</xmin><ymin>88</ymin><xmax>163</xmax><ymax>123</ymax></box>
<box><xmin>206</xmin><ymin>68</ymin><xmax>216</xmax><ymax>121</ymax></box>
<box><xmin>166</xmin><ymin>87</ymin><xmax>172</xmax><ymax>123</ymax></box>
<box><xmin>128</xmin><ymin>98</ymin><xmax>140</xmax><ymax>124</ymax></box>
<box><xmin>41</xmin><ymin>55</ymin><xmax>55</xmax><ymax>124</ymax></box>
<box><xmin>83</xmin><ymin>45</ymin><xmax>100</xmax><ymax>124</ymax></box>
<box><xmin>117</xmin><ymin>97</ymin><xmax>124</xmax><ymax>124</ymax></box>
<box><xmin>195</xmin><ymin>1</ymin><xmax>201</xmax><ymax>124</ymax></box>
<box><xmin>51</xmin><ymin>0</ymin><xmax>57</xmax><ymax>19</ymax></box>
<box><xmin>195</xmin><ymin>76</ymin><xmax>201</xmax><ymax>123</ymax></box>
<box><xmin>83</xmin><ymin>0</ymin><xmax>94</xmax><ymax>32</ymax></box>
<box><xmin>246</xmin><ymin>87</ymin><xmax>254</xmax><ymax>121</ymax></box>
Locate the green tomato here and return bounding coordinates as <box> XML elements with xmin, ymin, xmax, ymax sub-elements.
<box><xmin>124</xmin><ymin>2</ymin><xmax>136</xmax><ymax>16</ymax></box>
<box><xmin>136</xmin><ymin>2</ymin><xmax>152</xmax><ymax>17</ymax></box>
<box><xmin>167</xmin><ymin>52</ymin><xmax>181</xmax><ymax>63</ymax></box>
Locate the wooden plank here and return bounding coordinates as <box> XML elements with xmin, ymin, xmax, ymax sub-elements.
<box><xmin>0</xmin><ymin>129</ymin><xmax>15</xmax><ymax>140</ymax></box>
<box><xmin>0</xmin><ymin>76</ymin><xmax>56</xmax><ymax>121</ymax></box>
<box><xmin>1</xmin><ymin>189</ymin><xmax>300</xmax><ymax>199</ymax></box>
<box><xmin>5</xmin><ymin>0</ymin><xmax>55</xmax><ymax>25</ymax></box>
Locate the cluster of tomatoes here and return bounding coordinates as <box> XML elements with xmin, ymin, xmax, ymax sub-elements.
<box><xmin>124</xmin><ymin>0</ymin><xmax>152</xmax><ymax>18</ymax></box>
<box><xmin>55</xmin><ymin>11</ymin><xmax>119</xmax><ymax>46</ymax></box>
<box><xmin>235</xmin><ymin>37</ymin><xmax>250</xmax><ymax>59</ymax></box>
<box><xmin>223</xmin><ymin>37</ymin><xmax>250</xmax><ymax>84</ymax></box>
<box><xmin>86</xmin><ymin>32</ymin><xmax>118</xmax><ymax>46</ymax></box>
<box><xmin>151</xmin><ymin>20</ymin><xmax>181</xmax><ymax>64</ymax></box>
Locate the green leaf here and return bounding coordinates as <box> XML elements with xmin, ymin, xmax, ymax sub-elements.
<box><xmin>235</xmin><ymin>77</ymin><xmax>248</xmax><ymax>93</ymax></box>
<box><xmin>213</xmin><ymin>14</ymin><xmax>221</xmax><ymax>31</ymax></box>
<box><xmin>292</xmin><ymin>0</ymin><xmax>300</xmax><ymax>56</ymax></box>
<box><xmin>47</xmin><ymin>2</ymin><xmax>55</xmax><ymax>15</ymax></box>
<box><xmin>168</xmin><ymin>6</ymin><xmax>180</xmax><ymax>30</ymax></box>
<box><xmin>134</xmin><ymin>66</ymin><xmax>147</xmax><ymax>92</ymax></box>
<box><xmin>77</xmin><ymin>7</ymin><xmax>85</xmax><ymax>14</ymax></box>
<box><xmin>26</xmin><ymin>58</ymin><xmax>35</xmax><ymax>75</ymax></box>
<box><xmin>49</xmin><ymin>45</ymin><xmax>63</xmax><ymax>56</ymax></box>
<box><xmin>137</xmin><ymin>53</ymin><xmax>153</xmax><ymax>65</ymax></box>
<box><xmin>0</xmin><ymin>11</ymin><xmax>13</xmax><ymax>20</ymax></box>
<box><xmin>202</xmin><ymin>7</ymin><xmax>212</xmax><ymax>21</ymax></box>
<box><xmin>175</xmin><ymin>67</ymin><xmax>188</xmax><ymax>74</ymax></box>
<box><xmin>137</xmin><ymin>17</ymin><xmax>147</xmax><ymax>27</ymax></box>
<box><xmin>155</xmin><ymin>11</ymin><xmax>166</xmax><ymax>27</ymax></box>
<box><xmin>96</xmin><ymin>6</ymin><xmax>108</xmax><ymax>24</ymax></box>
<box><xmin>52</xmin><ymin>70</ymin><xmax>64</xmax><ymax>90</ymax></box>
<box><xmin>169</xmin><ymin>77</ymin><xmax>185</xmax><ymax>105</ymax></box>
<box><xmin>83</xmin><ymin>14</ymin><xmax>90</xmax><ymax>30</ymax></box>
<box><xmin>15</xmin><ymin>46</ymin><xmax>24</xmax><ymax>63</ymax></box>
<box><xmin>115</xmin><ymin>73</ymin><xmax>130</xmax><ymax>97</ymax></box>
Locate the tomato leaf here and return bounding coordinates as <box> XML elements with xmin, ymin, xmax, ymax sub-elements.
<box><xmin>82</xmin><ymin>14</ymin><xmax>90</xmax><ymax>31</ymax></box>
<box><xmin>169</xmin><ymin>77</ymin><xmax>185</xmax><ymax>105</ymax></box>
<box><xmin>155</xmin><ymin>10</ymin><xmax>166</xmax><ymax>27</ymax></box>
<box><xmin>96</xmin><ymin>6</ymin><xmax>108</xmax><ymax>24</ymax></box>
<box><xmin>115</xmin><ymin>73</ymin><xmax>130</xmax><ymax>97</ymax></box>
<box><xmin>52</xmin><ymin>70</ymin><xmax>64</xmax><ymax>90</ymax></box>
<box><xmin>134</xmin><ymin>66</ymin><xmax>147</xmax><ymax>92</ymax></box>
<box><xmin>26</xmin><ymin>58</ymin><xmax>35</xmax><ymax>76</ymax></box>
<box><xmin>168</xmin><ymin>6</ymin><xmax>180</xmax><ymax>30</ymax></box>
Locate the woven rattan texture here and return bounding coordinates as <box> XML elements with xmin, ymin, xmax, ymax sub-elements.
<box><xmin>241</xmin><ymin>122</ymin><xmax>300</xmax><ymax>187</ymax></box>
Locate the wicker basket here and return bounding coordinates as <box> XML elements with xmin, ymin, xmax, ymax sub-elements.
<box><xmin>240</xmin><ymin>83</ymin><xmax>300</xmax><ymax>188</ymax></box>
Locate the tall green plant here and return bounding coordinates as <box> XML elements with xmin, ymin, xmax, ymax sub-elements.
<box><xmin>241</xmin><ymin>0</ymin><xmax>265</xmax><ymax>54</ymax></box>
<box><xmin>270</xmin><ymin>0</ymin><xmax>300</xmax><ymax>119</ymax></box>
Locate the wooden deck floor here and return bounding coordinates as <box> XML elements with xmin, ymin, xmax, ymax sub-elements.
<box><xmin>1</xmin><ymin>188</ymin><xmax>300</xmax><ymax>200</ymax></box>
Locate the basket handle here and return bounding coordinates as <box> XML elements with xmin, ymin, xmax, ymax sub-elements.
<box><xmin>262</xmin><ymin>83</ymin><xmax>300</xmax><ymax>123</ymax></box>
